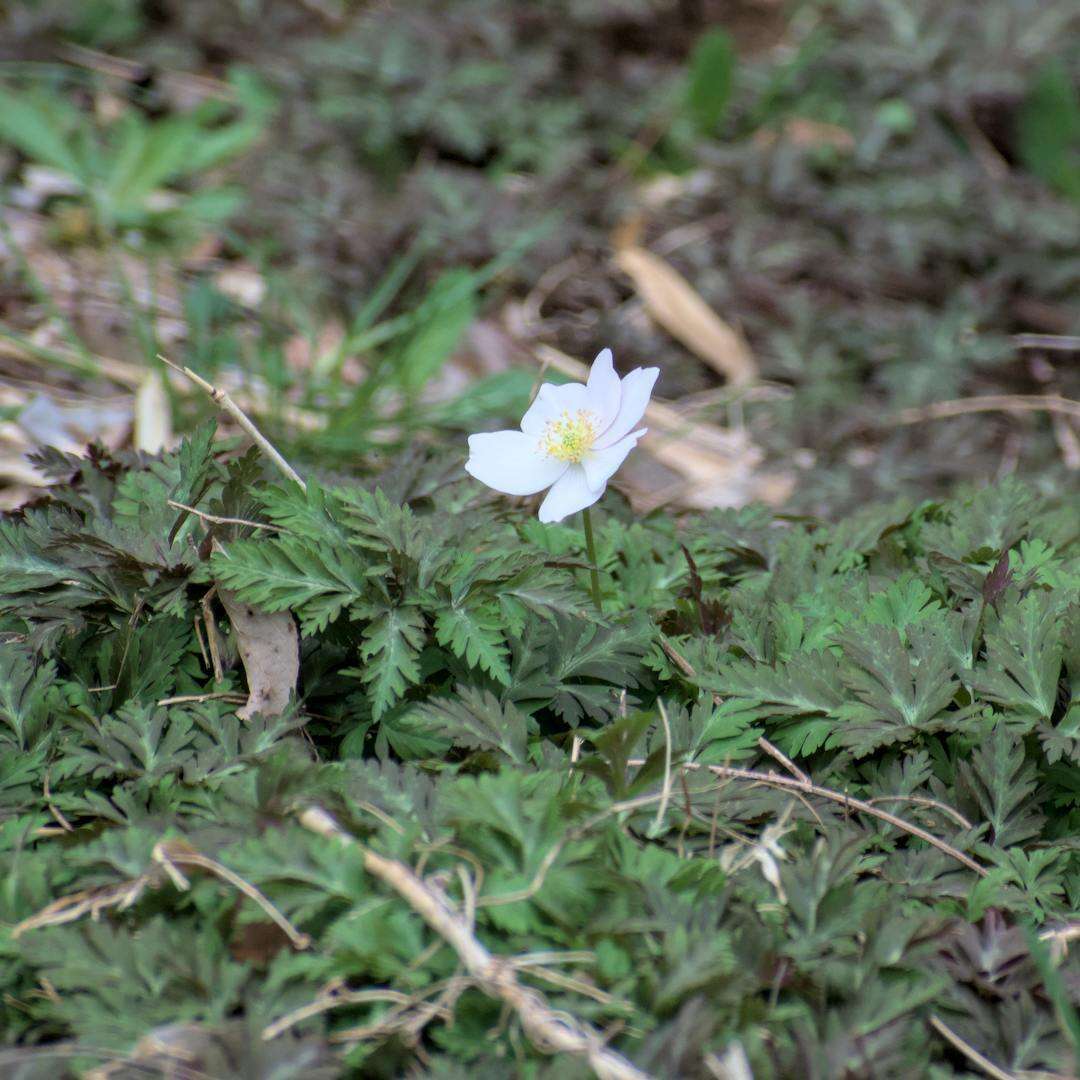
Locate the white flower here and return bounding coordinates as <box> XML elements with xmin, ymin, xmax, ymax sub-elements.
<box><xmin>466</xmin><ymin>349</ymin><xmax>659</xmax><ymax>523</ymax></box>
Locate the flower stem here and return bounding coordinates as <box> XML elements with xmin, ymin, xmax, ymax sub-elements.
<box><xmin>581</xmin><ymin>507</ymin><xmax>602</xmax><ymax>613</ymax></box>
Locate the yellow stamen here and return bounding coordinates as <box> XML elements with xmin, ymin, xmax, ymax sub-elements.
<box><xmin>541</xmin><ymin>409</ymin><xmax>599</xmax><ymax>463</ymax></box>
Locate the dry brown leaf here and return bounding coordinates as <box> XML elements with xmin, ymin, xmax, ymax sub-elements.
<box><xmin>613</xmin><ymin>245</ymin><xmax>757</xmax><ymax>385</ymax></box>
<box><xmin>134</xmin><ymin>368</ymin><xmax>172</xmax><ymax>453</ymax></box>
<box><xmin>754</xmin><ymin>118</ymin><xmax>855</xmax><ymax>152</ymax></box>
<box><xmin>215</xmin><ymin>264</ymin><xmax>266</xmax><ymax>308</ymax></box>
<box><xmin>218</xmin><ymin>589</ymin><xmax>299</xmax><ymax>721</ymax></box>
<box><xmin>0</xmin><ymin>418</ymin><xmax>46</xmax><ymax>487</ymax></box>
<box><xmin>1052</xmin><ymin>414</ymin><xmax>1080</xmax><ymax>470</ymax></box>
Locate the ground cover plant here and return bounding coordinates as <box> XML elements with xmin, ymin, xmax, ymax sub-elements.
<box><xmin>2</xmin><ymin>0</ymin><xmax>1080</xmax><ymax>1077</ymax></box>
<box><xmin>1</xmin><ymin>422</ymin><xmax>1079</xmax><ymax>1077</ymax></box>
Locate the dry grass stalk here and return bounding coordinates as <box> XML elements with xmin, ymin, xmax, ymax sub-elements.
<box><xmin>628</xmin><ymin>641</ymin><xmax>984</xmax><ymax>875</ymax></box>
<box><xmin>298</xmin><ymin>806</ymin><xmax>653</xmax><ymax>1080</ymax></box>
<box><xmin>11</xmin><ymin>878</ymin><xmax>152</xmax><ymax>938</ymax></box>
<box><xmin>12</xmin><ymin>840</ymin><xmax>309</xmax><ymax>951</ymax></box>
<box><xmin>167</xmin><ymin>500</ymin><xmax>285</xmax><ymax>533</ymax></box>
<box><xmin>641</xmin><ymin>760</ymin><xmax>988</xmax><ymax>878</ymax></box>
<box><xmin>152</xmin><ymin>841</ymin><xmax>310</xmax><ymax>949</ymax></box>
<box><xmin>650</xmin><ymin>699</ymin><xmax>674</xmax><ymax>834</ymax></box>
<box><xmin>1039</xmin><ymin>922</ymin><xmax>1080</xmax><ymax>963</ymax></box>
<box><xmin>613</xmin><ymin>244</ymin><xmax>757</xmax><ymax>385</ymax></box>
<box><xmin>158</xmin><ymin>355</ymin><xmax>308</xmax><ymax>491</ymax></box>
<box><xmin>893</xmin><ymin>394</ymin><xmax>1080</xmax><ymax>425</ymax></box>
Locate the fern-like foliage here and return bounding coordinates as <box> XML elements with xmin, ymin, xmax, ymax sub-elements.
<box><xmin>1</xmin><ymin>432</ymin><xmax>1079</xmax><ymax>1077</ymax></box>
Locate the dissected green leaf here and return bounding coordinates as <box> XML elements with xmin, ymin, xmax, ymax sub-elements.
<box><xmin>1</xmin><ymin>433</ymin><xmax>1078</xmax><ymax>1076</ymax></box>
<box><xmin>357</xmin><ymin>605</ymin><xmax>426</xmax><ymax>720</ymax></box>
<box><xmin>413</xmin><ymin>686</ymin><xmax>528</xmax><ymax>763</ymax></box>
<box><xmin>970</xmin><ymin>591</ymin><xmax>1063</xmax><ymax>720</ymax></box>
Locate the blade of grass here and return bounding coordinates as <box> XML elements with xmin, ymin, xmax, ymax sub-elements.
<box><xmin>318</xmin><ymin>230</ymin><xmax>431</xmax><ymax>380</ymax></box>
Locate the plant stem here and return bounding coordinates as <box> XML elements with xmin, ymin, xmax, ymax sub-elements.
<box><xmin>581</xmin><ymin>507</ymin><xmax>602</xmax><ymax>613</ymax></box>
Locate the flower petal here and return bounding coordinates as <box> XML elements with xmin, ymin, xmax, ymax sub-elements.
<box><xmin>537</xmin><ymin>465</ymin><xmax>603</xmax><ymax>523</ymax></box>
<box><xmin>582</xmin><ymin>429</ymin><xmax>646</xmax><ymax>492</ymax></box>
<box><xmin>466</xmin><ymin>431</ymin><xmax>567</xmax><ymax>495</ymax></box>
<box><xmin>586</xmin><ymin>348</ymin><xmax>621</xmax><ymax>430</ymax></box>
<box><xmin>594</xmin><ymin>366</ymin><xmax>659</xmax><ymax>449</ymax></box>
<box><xmin>520</xmin><ymin>381</ymin><xmax>592</xmax><ymax>435</ymax></box>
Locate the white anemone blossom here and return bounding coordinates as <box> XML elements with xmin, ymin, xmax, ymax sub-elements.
<box><xmin>466</xmin><ymin>349</ymin><xmax>659</xmax><ymax>523</ymax></box>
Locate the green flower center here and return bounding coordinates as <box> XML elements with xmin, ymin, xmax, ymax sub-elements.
<box><xmin>541</xmin><ymin>409</ymin><xmax>599</xmax><ymax>464</ymax></box>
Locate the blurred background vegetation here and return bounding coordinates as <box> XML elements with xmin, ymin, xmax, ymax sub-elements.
<box><xmin>0</xmin><ymin>0</ymin><xmax>1078</xmax><ymax>516</ymax></box>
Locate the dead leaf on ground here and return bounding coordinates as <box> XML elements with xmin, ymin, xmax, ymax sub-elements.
<box><xmin>0</xmin><ymin>385</ymin><xmax>132</xmax><ymax>499</ymax></box>
<box><xmin>134</xmin><ymin>368</ymin><xmax>172</xmax><ymax>453</ymax></box>
<box><xmin>59</xmin><ymin>42</ymin><xmax>236</xmax><ymax>112</ymax></box>
<box><xmin>754</xmin><ymin>117</ymin><xmax>855</xmax><ymax>152</ymax></box>
<box><xmin>218</xmin><ymin>589</ymin><xmax>299</xmax><ymax>721</ymax></box>
<box><xmin>613</xmin><ymin>244</ymin><xmax>758</xmax><ymax>386</ymax></box>
<box><xmin>215</xmin><ymin>264</ymin><xmax>267</xmax><ymax>309</ymax></box>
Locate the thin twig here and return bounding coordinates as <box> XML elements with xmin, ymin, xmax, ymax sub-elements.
<box><xmin>754</xmin><ymin>737</ymin><xmax>810</xmax><ymax>786</ymax></box>
<box><xmin>457</xmin><ymin>865</ymin><xmax>477</xmax><ymax>932</ymax></box>
<box><xmin>262</xmin><ymin>986</ymin><xmax>428</xmax><ymax>1041</ymax></box>
<box><xmin>193</xmin><ymin>613</ymin><xmax>210</xmax><ymax>669</ymax></box>
<box><xmin>892</xmin><ymin>394</ymin><xmax>1080</xmax><ymax>425</ymax></box>
<box><xmin>632</xmin><ymin>761</ymin><xmax>988</xmax><ymax>877</ymax></box>
<box><xmin>651</xmin><ymin>700</ymin><xmax>674</xmax><ymax>834</ymax></box>
<box><xmin>167</xmin><ymin>500</ymin><xmax>285</xmax><ymax>533</ymax></box>
<box><xmin>158</xmin><ymin>354</ymin><xmax>307</xmax><ymax>490</ymax></box>
<box><xmin>928</xmin><ymin>1015</ymin><xmax>1017</xmax><ymax>1080</ymax></box>
<box><xmin>518</xmin><ymin>965</ymin><xmax>619</xmax><ymax>1007</ymax></box>
<box><xmin>156</xmin><ymin>692</ymin><xmax>247</xmax><ymax>707</ymax></box>
<box><xmin>42</xmin><ymin>769</ymin><xmax>73</xmax><ymax>834</ymax></box>
<box><xmin>12</xmin><ymin>878</ymin><xmax>150</xmax><ymax>937</ymax></box>
<box><xmin>200</xmin><ymin>587</ymin><xmax>224</xmax><ymax>683</ymax></box>
<box><xmin>1013</xmin><ymin>334</ymin><xmax>1080</xmax><ymax>352</ymax></box>
<box><xmin>512</xmin><ymin>950</ymin><xmax>598</xmax><ymax>968</ymax></box>
<box><xmin>298</xmin><ymin>806</ymin><xmax>653</xmax><ymax>1080</ymax></box>
<box><xmin>328</xmin><ymin>983</ymin><xmax>466</xmax><ymax>1045</ymax></box>
<box><xmin>865</xmin><ymin>794</ymin><xmax>973</xmax><ymax>831</ymax></box>
<box><xmin>1040</xmin><ymin>923</ymin><xmax>1080</xmax><ymax>948</ymax></box>
<box><xmin>152</xmin><ymin>845</ymin><xmax>311</xmax><ymax>950</ymax></box>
